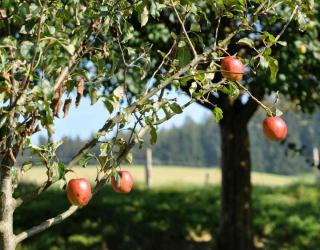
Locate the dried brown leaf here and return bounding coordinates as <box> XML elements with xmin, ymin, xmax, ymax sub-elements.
<box><xmin>76</xmin><ymin>79</ymin><xmax>84</xmax><ymax>107</ymax></box>
<box><xmin>63</xmin><ymin>98</ymin><xmax>72</xmax><ymax>118</ymax></box>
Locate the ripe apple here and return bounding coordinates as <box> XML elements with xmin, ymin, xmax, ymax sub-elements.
<box><xmin>67</xmin><ymin>178</ymin><xmax>92</xmax><ymax>206</ymax></box>
<box><xmin>220</xmin><ymin>56</ymin><xmax>245</xmax><ymax>81</ymax></box>
<box><xmin>111</xmin><ymin>170</ymin><xmax>133</xmax><ymax>193</ymax></box>
<box><xmin>263</xmin><ymin>116</ymin><xmax>288</xmax><ymax>141</ymax></box>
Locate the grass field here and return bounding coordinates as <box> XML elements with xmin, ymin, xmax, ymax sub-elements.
<box><xmin>20</xmin><ymin>165</ymin><xmax>315</xmax><ymax>187</ymax></box>
<box><xmin>15</xmin><ymin>183</ymin><xmax>320</xmax><ymax>250</ymax></box>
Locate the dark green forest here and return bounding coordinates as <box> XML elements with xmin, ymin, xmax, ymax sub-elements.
<box><xmin>33</xmin><ymin>109</ymin><xmax>320</xmax><ymax>175</ymax></box>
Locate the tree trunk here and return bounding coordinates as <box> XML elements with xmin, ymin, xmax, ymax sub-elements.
<box><xmin>0</xmin><ymin>166</ymin><xmax>16</xmax><ymax>250</ymax></box>
<box><xmin>217</xmin><ymin>116</ymin><xmax>253</xmax><ymax>250</ymax></box>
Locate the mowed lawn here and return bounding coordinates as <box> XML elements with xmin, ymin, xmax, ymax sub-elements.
<box><xmin>20</xmin><ymin>165</ymin><xmax>314</xmax><ymax>187</ymax></box>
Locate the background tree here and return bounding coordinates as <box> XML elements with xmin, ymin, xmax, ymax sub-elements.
<box><xmin>0</xmin><ymin>1</ymin><xmax>314</xmax><ymax>250</ymax></box>
<box><xmin>120</xmin><ymin>1</ymin><xmax>318</xmax><ymax>249</ymax></box>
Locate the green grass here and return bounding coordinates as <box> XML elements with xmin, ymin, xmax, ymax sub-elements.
<box><xmin>14</xmin><ymin>183</ymin><xmax>320</xmax><ymax>250</ymax></box>
<box><xmin>21</xmin><ymin>165</ymin><xmax>315</xmax><ymax>187</ymax></box>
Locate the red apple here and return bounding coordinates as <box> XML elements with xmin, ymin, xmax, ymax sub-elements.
<box><xmin>220</xmin><ymin>56</ymin><xmax>245</xmax><ymax>81</ymax></box>
<box><xmin>67</xmin><ymin>178</ymin><xmax>92</xmax><ymax>206</ymax></box>
<box><xmin>263</xmin><ymin>116</ymin><xmax>288</xmax><ymax>141</ymax></box>
<box><xmin>111</xmin><ymin>170</ymin><xmax>133</xmax><ymax>193</ymax></box>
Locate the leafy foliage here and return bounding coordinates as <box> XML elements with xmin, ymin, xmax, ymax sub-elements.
<box><xmin>0</xmin><ymin>0</ymin><xmax>317</xmax><ymax>245</ymax></box>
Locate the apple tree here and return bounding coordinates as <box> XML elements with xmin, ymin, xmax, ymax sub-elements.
<box><xmin>0</xmin><ymin>1</ymin><xmax>315</xmax><ymax>250</ymax></box>
<box><xmin>127</xmin><ymin>1</ymin><xmax>318</xmax><ymax>250</ymax></box>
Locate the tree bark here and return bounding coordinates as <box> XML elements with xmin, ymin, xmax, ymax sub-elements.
<box><xmin>217</xmin><ymin>112</ymin><xmax>253</xmax><ymax>250</ymax></box>
<box><xmin>0</xmin><ymin>166</ymin><xmax>16</xmax><ymax>250</ymax></box>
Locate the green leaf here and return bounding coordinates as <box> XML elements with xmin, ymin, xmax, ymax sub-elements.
<box><xmin>20</xmin><ymin>41</ymin><xmax>34</xmax><ymax>59</ymax></box>
<box><xmin>177</xmin><ymin>45</ymin><xmax>191</xmax><ymax>67</ymax></box>
<box><xmin>189</xmin><ymin>82</ymin><xmax>197</xmax><ymax>96</ymax></box>
<box><xmin>64</xmin><ymin>44</ymin><xmax>75</xmax><ymax>55</ymax></box>
<box><xmin>213</xmin><ymin>106</ymin><xmax>223</xmax><ymax>123</ymax></box>
<box><xmin>48</xmin><ymin>26</ymin><xmax>56</xmax><ymax>35</ymax></box>
<box><xmin>124</xmin><ymin>152</ymin><xmax>133</xmax><ymax>164</ymax></box>
<box><xmin>113</xmin><ymin>85</ymin><xmax>124</xmax><ymax>98</ymax></box>
<box><xmin>150</xmin><ymin>126</ymin><xmax>157</xmax><ymax>145</ymax></box>
<box><xmin>190</xmin><ymin>23</ymin><xmax>201</xmax><ymax>32</ymax></box>
<box><xmin>169</xmin><ymin>102</ymin><xmax>183</xmax><ymax>114</ymax></box>
<box><xmin>237</xmin><ymin>38</ymin><xmax>254</xmax><ymax>48</ymax></box>
<box><xmin>79</xmin><ymin>154</ymin><xmax>93</xmax><ymax>168</ymax></box>
<box><xmin>89</xmin><ymin>89</ymin><xmax>98</xmax><ymax>105</ymax></box>
<box><xmin>274</xmin><ymin>108</ymin><xmax>283</xmax><ymax>117</ymax></box>
<box><xmin>22</xmin><ymin>161</ymin><xmax>32</xmax><ymax>172</ymax></box>
<box><xmin>263</xmin><ymin>48</ymin><xmax>272</xmax><ymax>56</ymax></box>
<box><xmin>29</xmin><ymin>3</ymin><xmax>40</xmax><ymax>17</ymax></box>
<box><xmin>116</xmin><ymin>172</ymin><xmax>121</xmax><ymax>187</ymax></box>
<box><xmin>259</xmin><ymin>56</ymin><xmax>269</xmax><ymax>69</ymax></box>
<box><xmin>100</xmin><ymin>142</ymin><xmax>109</xmax><ymax>156</ymax></box>
<box><xmin>104</xmin><ymin>100</ymin><xmax>114</xmax><ymax>113</ymax></box>
<box><xmin>178</xmin><ymin>40</ymin><xmax>186</xmax><ymax>48</ymax></box>
<box><xmin>268</xmin><ymin>57</ymin><xmax>279</xmax><ymax>81</ymax></box>
<box><xmin>277</xmin><ymin>41</ymin><xmax>287</xmax><ymax>47</ymax></box>
<box><xmin>56</xmin><ymin>162</ymin><xmax>65</xmax><ymax>180</ymax></box>
<box><xmin>297</xmin><ymin>11</ymin><xmax>307</xmax><ymax>30</ymax></box>
<box><xmin>140</xmin><ymin>5</ymin><xmax>149</xmax><ymax>27</ymax></box>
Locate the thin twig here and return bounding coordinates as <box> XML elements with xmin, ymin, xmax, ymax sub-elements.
<box><xmin>235</xmin><ymin>81</ymin><xmax>272</xmax><ymax>115</ymax></box>
<box><xmin>253</xmin><ymin>4</ymin><xmax>299</xmax><ymax>61</ymax></box>
<box><xmin>274</xmin><ymin>5</ymin><xmax>299</xmax><ymax>43</ymax></box>
<box><xmin>253</xmin><ymin>0</ymin><xmax>268</xmax><ymax>16</ymax></box>
<box><xmin>213</xmin><ymin>17</ymin><xmax>221</xmax><ymax>51</ymax></box>
<box><xmin>170</xmin><ymin>0</ymin><xmax>197</xmax><ymax>58</ymax></box>
<box><xmin>213</xmin><ymin>0</ymin><xmax>221</xmax><ymax>51</ymax></box>
<box><xmin>117</xmin><ymin>37</ymin><xmax>129</xmax><ymax>67</ymax></box>
<box><xmin>54</xmin><ymin>1</ymin><xmax>121</xmax><ymax>91</ymax></box>
<box><xmin>145</xmin><ymin>41</ymin><xmax>177</xmax><ymax>94</ymax></box>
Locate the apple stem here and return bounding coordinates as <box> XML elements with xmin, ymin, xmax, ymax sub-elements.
<box><xmin>235</xmin><ymin>81</ymin><xmax>273</xmax><ymax>116</ymax></box>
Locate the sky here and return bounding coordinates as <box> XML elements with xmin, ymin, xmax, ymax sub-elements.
<box><xmin>32</xmin><ymin>93</ymin><xmax>212</xmax><ymax>143</ymax></box>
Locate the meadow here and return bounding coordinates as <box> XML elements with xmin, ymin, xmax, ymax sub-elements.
<box><xmin>14</xmin><ymin>166</ymin><xmax>320</xmax><ymax>250</ymax></box>
<box><xmin>20</xmin><ymin>165</ymin><xmax>315</xmax><ymax>187</ymax></box>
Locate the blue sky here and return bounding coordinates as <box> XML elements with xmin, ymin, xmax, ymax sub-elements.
<box><xmin>32</xmin><ymin>93</ymin><xmax>211</xmax><ymax>143</ymax></box>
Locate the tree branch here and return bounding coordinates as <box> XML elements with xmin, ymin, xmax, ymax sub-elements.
<box><xmin>15</xmin><ymin>206</ymin><xmax>78</xmax><ymax>244</ymax></box>
<box><xmin>15</xmin><ymin>81</ymin><xmax>212</xmax><ymax>243</ymax></box>
<box><xmin>15</xmin><ymin>46</ymin><xmax>216</xmax><ymax>208</ymax></box>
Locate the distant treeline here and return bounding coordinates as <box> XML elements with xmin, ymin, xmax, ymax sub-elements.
<box><xmin>31</xmin><ymin>110</ymin><xmax>320</xmax><ymax>175</ymax></box>
<box><xmin>132</xmin><ymin>110</ymin><xmax>320</xmax><ymax>175</ymax></box>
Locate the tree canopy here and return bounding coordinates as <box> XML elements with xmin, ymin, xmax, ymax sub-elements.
<box><xmin>0</xmin><ymin>0</ymin><xmax>316</xmax><ymax>249</ymax></box>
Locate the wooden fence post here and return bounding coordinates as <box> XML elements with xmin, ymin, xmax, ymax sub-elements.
<box><xmin>145</xmin><ymin>147</ymin><xmax>152</xmax><ymax>188</ymax></box>
<box><xmin>313</xmin><ymin>147</ymin><xmax>320</xmax><ymax>186</ymax></box>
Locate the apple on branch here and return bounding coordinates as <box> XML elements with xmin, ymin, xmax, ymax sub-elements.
<box><xmin>111</xmin><ymin>170</ymin><xmax>134</xmax><ymax>193</ymax></box>
<box><xmin>263</xmin><ymin>116</ymin><xmax>288</xmax><ymax>141</ymax></box>
<box><xmin>67</xmin><ymin>178</ymin><xmax>92</xmax><ymax>206</ymax></box>
<box><xmin>220</xmin><ymin>56</ymin><xmax>245</xmax><ymax>81</ymax></box>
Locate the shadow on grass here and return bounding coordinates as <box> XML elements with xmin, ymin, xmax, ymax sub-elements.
<box><xmin>14</xmin><ymin>184</ymin><xmax>219</xmax><ymax>250</ymax></box>
<box><xmin>14</xmin><ymin>183</ymin><xmax>320</xmax><ymax>250</ymax></box>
